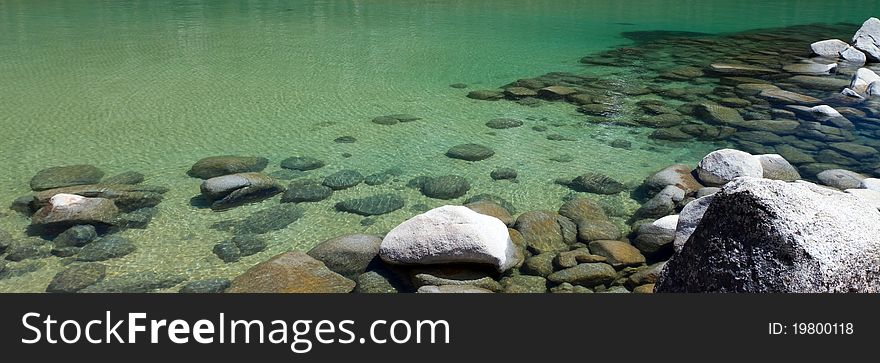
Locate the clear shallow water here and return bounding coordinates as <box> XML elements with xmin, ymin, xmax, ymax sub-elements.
<box><xmin>0</xmin><ymin>0</ymin><xmax>878</xmax><ymax>292</ymax></box>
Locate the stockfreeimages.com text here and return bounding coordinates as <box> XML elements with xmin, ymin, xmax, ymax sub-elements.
<box><xmin>21</xmin><ymin>312</ymin><xmax>450</xmax><ymax>353</ymax></box>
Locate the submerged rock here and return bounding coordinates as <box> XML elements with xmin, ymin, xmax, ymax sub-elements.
<box><xmin>420</xmin><ymin>175</ymin><xmax>471</xmax><ymax>200</ymax></box>
<box><xmin>33</xmin><ymin>183</ymin><xmax>167</xmax><ymax>212</ymax></box>
<box><xmin>465</xmin><ymin>200</ymin><xmax>514</xmax><ymax>226</ymax></box>
<box><xmin>335</xmin><ymin>194</ymin><xmax>405</xmax><ymax>216</ymax></box>
<box><xmin>30</xmin><ymin>165</ymin><xmax>104</xmax><ymax>191</ymax></box>
<box><xmin>757</xmin><ymin>154</ymin><xmax>800</xmax><ymax>181</ymax></box>
<box><xmin>514</xmin><ymin>211</ymin><xmax>576</xmax><ymax>254</ymax></box>
<box><xmin>308</xmin><ymin>234</ymin><xmax>382</xmax><ymax>278</ymax></box>
<box><xmin>547</xmin><ymin>263</ymin><xmax>617</xmax><ymax>287</ymax></box>
<box><xmin>486</xmin><ymin>118</ymin><xmax>524</xmax><ymax>129</ymax></box>
<box><xmin>53</xmin><ymin>225</ymin><xmax>98</xmax><ymax>248</ymax></box>
<box><xmin>80</xmin><ymin>272</ymin><xmax>185</xmax><ymax>293</ymax></box>
<box><xmin>379</xmin><ymin>206</ymin><xmax>518</xmax><ymax>272</ymax></box>
<box><xmin>213</xmin><ymin>234</ymin><xmax>267</xmax><ymax>263</ymax></box>
<box><xmin>588</xmin><ymin>240</ymin><xmax>645</xmax><ymax>267</ymax></box>
<box><xmin>322</xmin><ymin>170</ymin><xmax>364</xmax><ymax>190</ymax></box>
<box><xmin>103</xmin><ymin>171</ymin><xmax>145</xmax><ymax>185</ymax></box>
<box><xmin>200</xmin><ymin>172</ymin><xmax>284</xmax><ymax>210</ymax></box>
<box><xmin>179</xmin><ymin>279</ymin><xmax>231</xmax><ymax>293</ymax></box>
<box><xmin>5</xmin><ymin>238</ymin><xmax>52</xmax><ymax>261</ymax></box>
<box><xmin>816</xmin><ymin>169</ymin><xmax>866</xmax><ymax>190</ymax></box>
<box><xmin>657</xmin><ymin>178</ymin><xmax>880</xmax><ymax>292</ymax></box>
<box><xmin>187</xmin><ymin>156</ymin><xmax>268</xmax><ymax>179</ymax></box>
<box><xmin>644</xmin><ymin>164</ymin><xmax>703</xmax><ymax>194</ymax></box>
<box><xmin>228</xmin><ymin>251</ymin><xmax>355</xmax><ymax>293</ymax></box>
<box><xmin>211</xmin><ymin>204</ymin><xmax>304</xmax><ymax>235</ymax></box>
<box><xmin>46</xmin><ymin>263</ymin><xmax>106</xmax><ymax>293</ymax></box>
<box><xmin>76</xmin><ymin>236</ymin><xmax>136</xmax><ymax>262</ymax></box>
<box><xmin>280</xmin><ymin>156</ymin><xmax>326</xmax><ymax>171</ymax></box>
<box><xmin>445</xmin><ymin>143</ymin><xmax>495</xmax><ymax>161</ymax></box>
<box><xmin>490</xmin><ymin>168</ymin><xmax>518</xmax><ymax>181</ymax></box>
<box><xmin>281</xmin><ymin>179</ymin><xmax>332</xmax><ymax>203</ymax></box>
<box><xmin>565</xmin><ymin>172</ymin><xmax>626</xmax><ymax>195</ymax></box>
<box><xmin>708</xmin><ymin>63</ymin><xmax>778</xmax><ymax>76</ymax></box>
<box><xmin>466</xmin><ymin>90</ymin><xmax>503</xmax><ymax>100</ymax></box>
<box><xmin>696</xmin><ymin>149</ymin><xmax>763</xmax><ymax>186</ymax></box>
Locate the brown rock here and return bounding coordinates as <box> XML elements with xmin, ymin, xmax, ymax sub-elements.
<box><xmin>227</xmin><ymin>251</ymin><xmax>355</xmax><ymax>293</ymax></box>
<box><xmin>466</xmin><ymin>200</ymin><xmax>514</xmax><ymax>226</ymax></box>
<box><xmin>588</xmin><ymin>240</ymin><xmax>646</xmax><ymax>268</ymax></box>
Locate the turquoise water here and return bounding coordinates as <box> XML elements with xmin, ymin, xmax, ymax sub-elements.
<box><xmin>0</xmin><ymin>0</ymin><xmax>878</xmax><ymax>292</ymax></box>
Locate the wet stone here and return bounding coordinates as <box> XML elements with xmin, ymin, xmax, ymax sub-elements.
<box><xmin>322</xmin><ymin>170</ymin><xmax>364</xmax><ymax>190</ymax></box>
<box><xmin>53</xmin><ymin>225</ymin><xmax>97</xmax><ymax>248</ymax></box>
<box><xmin>490</xmin><ymin>168</ymin><xmax>518</xmax><ymax>181</ymax></box>
<box><xmin>280</xmin><ymin>156</ymin><xmax>326</xmax><ymax>171</ymax></box>
<box><xmin>119</xmin><ymin>207</ymin><xmax>157</xmax><ymax>229</ymax></box>
<box><xmin>267</xmin><ymin>169</ymin><xmax>306</xmax><ymax>180</ymax></box>
<box><xmin>547</xmin><ymin>263</ymin><xmax>617</xmax><ymax>287</ymax></box>
<box><xmin>335</xmin><ymin>194</ymin><xmax>405</xmax><ymax>216</ymax></box>
<box><xmin>420</xmin><ymin>175</ymin><xmax>471</xmax><ymax>200</ymax></box>
<box><xmin>188</xmin><ymin>156</ymin><xmax>268</xmax><ymax>179</ymax></box>
<box><xmin>103</xmin><ymin>171</ymin><xmax>145</xmax><ymax>185</ymax></box>
<box><xmin>334</xmin><ymin>136</ymin><xmax>357</xmax><ymax>143</ymax></box>
<box><xmin>179</xmin><ymin>278</ymin><xmax>231</xmax><ymax>293</ymax></box>
<box><xmin>80</xmin><ymin>272</ymin><xmax>185</xmax><ymax>293</ymax></box>
<box><xmin>546</xmin><ymin>134</ymin><xmax>577</xmax><ymax>141</ymax></box>
<box><xmin>501</xmin><ymin>275</ymin><xmax>548</xmax><ymax>293</ymax></box>
<box><xmin>485</xmin><ymin>118</ymin><xmax>524</xmax><ymax>129</ymax></box>
<box><xmin>5</xmin><ymin>238</ymin><xmax>52</xmax><ymax>261</ymax></box>
<box><xmin>565</xmin><ymin>172</ymin><xmax>626</xmax><ymax>195</ymax></box>
<box><xmin>30</xmin><ymin>165</ymin><xmax>104</xmax><ymax>191</ymax></box>
<box><xmin>446</xmin><ymin>143</ymin><xmax>495</xmax><ymax>161</ymax></box>
<box><xmin>76</xmin><ymin>236</ymin><xmax>136</xmax><ymax>262</ymax></box>
<box><xmin>227</xmin><ymin>251</ymin><xmax>355</xmax><ymax>293</ymax></box>
<box><xmin>523</xmin><ymin>252</ymin><xmax>557</xmax><ymax>277</ymax></box>
<box><xmin>281</xmin><ymin>179</ymin><xmax>333</xmax><ymax>203</ymax></box>
<box><xmin>211</xmin><ymin>204</ymin><xmax>304</xmax><ymax>235</ymax></box>
<box><xmin>450</xmin><ymin>83</ymin><xmax>468</xmax><ymax>89</ymax></box>
<box><xmin>467</xmin><ymin>90</ymin><xmax>504</xmax><ymax>100</ymax></box>
<box><xmin>355</xmin><ymin>270</ymin><xmax>403</xmax><ymax>293</ymax></box>
<box><xmin>610</xmin><ymin>139</ymin><xmax>632</xmax><ymax>149</ymax></box>
<box><xmin>464</xmin><ymin>194</ymin><xmax>517</xmax><ymax>214</ymax></box>
<box><xmin>364</xmin><ymin>172</ymin><xmax>392</xmax><ymax>186</ymax></box>
<box><xmin>46</xmin><ymin>263</ymin><xmax>106</xmax><ymax>293</ymax></box>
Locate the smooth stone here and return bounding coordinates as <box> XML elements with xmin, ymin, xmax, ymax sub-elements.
<box><xmin>281</xmin><ymin>179</ymin><xmax>332</xmax><ymax>203</ymax></box>
<box><xmin>626</xmin><ymin>262</ymin><xmax>666</xmax><ymax>289</ymax></box>
<box><xmin>504</xmin><ymin>87</ymin><xmax>537</xmax><ymax>98</ymax></box>
<box><xmin>179</xmin><ymin>279</ymin><xmax>231</xmax><ymax>293</ymax></box>
<box><xmin>321</xmin><ymin>170</ymin><xmax>363</xmax><ymax>190</ymax></box>
<box><xmin>588</xmin><ymin>240</ymin><xmax>646</xmax><ymax>268</ymax></box>
<box><xmin>334</xmin><ymin>136</ymin><xmax>357</xmax><ymax>143</ymax></box>
<box><xmin>31</xmin><ymin>194</ymin><xmax>119</xmax><ymax>227</ymax></box>
<box><xmin>118</xmin><ymin>207</ymin><xmax>157</xmax><ymax>229</ymax></box>
<box><xmin>694</xmin><ymin>103</ymin><xmax>744</xmax><ymax>125</ymax></box>
<box><xmin>816</xmin><ymin>169</ymin><xmax>866</xmax><ymax>190</ymax></box>
<box><xmin>850</xmin><ymin>68</ymin><xmax>880</xmax><ymax>93</ymax></box>
<box><xmin>490</xmin><ymin>168</ymin><xmax>517</xmax><ymax>181</ymax></box>
<box><xmin>5</xmin><ymin>238</ymin><xmax>52</xmax><ymax>261</ymax></box>
<box><xmin>445</xmin><ymin>143</ymin><xmax>495</xmax><ymax>161</ymax></box>
<box><xmin>634</xmin><ymin>185</ymin><xmax>684</xmax><ymax>219</ymax></box>
<box><xmin>466</xmin><ymin>90</ymin><xmax>503</xmax><ymax>100</ymax></box>
<box><xmin>210</xmin><ymin>204</ymin><xmax>304</xmax><ymax>235</ymax></box>
<box><xmin>280</xmin><ymin>156</ymin><xmax>326</xmax><ymax>171</ymax></box>
<box><xmin>212</xmin><ymin>240</ymin><xmax>242</xmax><ymax>263</ymax></box>
<box><xmin>810</xmin><ymin>39</ymin><xmax>850</xmax><ymax>57</ymax></box>
<box><xmin>355</xmin><ymin>270</ymin><xmax>403</xmax><ymax>293</ymax></box>
<box><xmin>610</xmin><ymin>139</ymin><xmax>632</xmax><ymax>149</ymax></box>
<box><xmin>860</xmin><ymin>178</ymin><xmax>880</xmax><ymax>191</ymax></box>
<box><xmin>644</xmin><ymin>164</ymin><xmax>703</xmax><ymax>194</ymax></box>
<box><xmin>840</xmin><ymin>46</ymin><xmax>867</xmax><ymax>65</ymax></box>
<box><xmin>32</xmin><ymin>184</ymin><xmax>167</xmax><ymax>212</ymax></box>
<box><xmin>79</xmin><ymin>272</ymin><xmax>185</xmax><ymax>293</ymax></box>
<box><xmin>102</xmin><ymin>171</ymin><xmax>145</xmax><ymax>185</ymax></box>
<box><xmin>537</xmin><ymin>85</ymin><xmax>577</xmax><ymax>99</ymax></box>
<box><xmin>523</xmin><ymin>252</ymin><xmax>557</xmax><ymax>277</ymax></box>
<box><xmin>758</xmin><ymin>89</ymin><xmax>821</xmax><ymax>105</ymax></box>
<box><xmin>464</xmin><ymin>194</ymin><xmax>517</xmax><ymax>214</ymax></box>
<box><xmin>412</xmin><ymin>273</ymin><xmax>501</xmax><ymax>292</ymax></box>
<box><xmin>549</xmin><ymin>282</ymin><xmax>593</xmax><ymax>293</ymax></box>
<box><xmin>485</xmin><ymin>118</ymin><xmax>524</xmax><ymax>129</ymax></box>
<box><xmin>53</xmin><ymin>225</ymin><xmax>97</xmax><ymax>248</ymax></box>
<box><xmin>30</xmin><ymin>165</ymin><xmax>104</xmax><ymax>191</ymax></box>
<box><xmin>547</xmin><ymin>263</ymin><xmax>617</xmax><ymax>287</ymax></box>
<box><xmin>335</xmin><ymin>194</ymin><xmax>404</xmax><ymax>216</ymax></box>
<box><xmin>465</xmin><ymin>200</ymin><xmax>514</xmax><ymax>226</ymax></box>
<box><xmin>673</xmin><ymin>195</ymin><xmax>714</xmax><ymax>252</ymax></box>
<box><xmin>775</xmin><ymin>145</ymin><xmax>815</xmax><ymax>165</ymax></box>
<box><xmin>188</xmin><ymin>156</ymin><xmax>268</xmax><ymax>179</ymax></box>
<box><xmin>76</xmin><ymin>236</ymin><xmax>136</xmax><ymax>262</ymax></box>
<box><xmin>656</xmin><ymin>178</ymin><xmax>880</xmax><ymax>292</ymax></box>
<box><xmin>696</xmin><ymin>149</ymin><xmax>763</xmax><ymax>187</ymax></box>
<box><xmin>708</xmin><ymin>63</ymin><xmax>778</xmax><ymax>76</ymax></box>
<box><xmin>828</xmin><ymin>142</ymin><xmax>879</xmax><ymax>158</ymax></box>
<box><xmin>757</xmin><ymin>154</ymin><xmax>801</xmax><ymax>181</ymax></box>
<box><xmin>380</xmin><ymin>206</ymin><xmax>517</xmax><ymax>272</ymax></box>
<box><xmin>566</xmin><ymin>172</ymin><xmax>626</xmax><ymax>194</ymax></box>
<box><xmin>634</xmin><ymin>215</ymin><xmax>678</xmax><ymax>256</ymax></box>
<box><xmin>786</xmin><ymin>75</ymin><xmax>850</xmax><ymax>91</ymax></box>
<box><xmin>307</xmin><ymin>234</ymin><xmax>382</xmax><ymax>278</ymax></box>
<box><xmin>420</xmin><ymin>175</ymin><xmax>470</xmax><ymax>200</ymax></box>
<box><xmin>200</xmin><ymin>173</ymin><xmax>284</xmax><ymax>210</ymax></box>
<box><xmin>730</xmin><ymin>119</ymin><xmax>800</xmax><ymax>134</ymax></box>
<box><xmin>227</xmin><ymin>251</ymin><xmax>355</xmax><ymax>293</ymax></box>
<box><xmin>558</xmin><ymin>198</ymin><xmax>621</xmax><ymax>242</ymax></box>
<box><xmin>46</xmin><ymin>263</ymin><xmax>106</xmax><ymax>293</ymax></box>
<box><xmin>782</xmin><ymin>62</ymin><xmax>836</xmax><ymax>75</ymax></box>
<box><xmin>633</xmin><ymin>284</ymin><xmax>655</xmax><ymax>293</ymax></box>
<box><xmin>514</xmin><ymin>211</ymin><xmax>570</xmax><ymax>254</ymax></box>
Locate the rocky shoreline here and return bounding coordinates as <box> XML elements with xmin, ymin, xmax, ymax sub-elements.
<box><xmin>3</xmin><ymin>19</ymin><xmax>880</xmax><ymax>293</ymax></box>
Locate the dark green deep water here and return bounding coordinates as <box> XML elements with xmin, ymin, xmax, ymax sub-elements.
<box><xmin>0</xmin><ymin>1</ymin><xmax>878</xmax><ymax>291</ymax></box>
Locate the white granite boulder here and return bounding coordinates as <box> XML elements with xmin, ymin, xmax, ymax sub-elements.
<box><xmin>379</xmin><ymin>205</ymin><xmax>518</xmax><ymax>272</ymax></box>
<box><xmin>696</xmin><ymin>149</ymin><xmax>763</xmax><ymax>186</ymax></box>
<box><xmin>852</xmin><ymin>17</ymin><xmax>880</xmax><ymax>61</ymax></box>
<box><xmin>809</xmin><ymin>39</ymin><xmax>849</xmax><ymax>57</ymax></box>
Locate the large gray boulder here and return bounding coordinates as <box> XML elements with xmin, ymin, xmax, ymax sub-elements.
<box><xmin>656</xmin><ymin>178</ymin><xmax>880</xmax><ymax>293</ymax></box>
<box><xmin>379</xmin><ymin>206</ymin><xmax>519</xmax><ymax>272</ymax></box>
<box><xmin>852</xmin><ymin>17</ymin><xmax>880</xmax><ymax>61</ymax></box>
<box><xmin>809</xmin><ymin>39</ymin><xmax>849</xmax><ymax>57</ymax></box>
<box><xmin>696</xmin><ymin>149</ymin><xmax>763</xmax><ymax>186</ymax></box>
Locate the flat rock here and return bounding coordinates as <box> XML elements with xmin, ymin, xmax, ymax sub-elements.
<box><xmin>817</xmin><ymin>169</ymin><xmax>866</xmax><ymax>190</ymax></box>
<box><xmin>644</xmin><ymin>164</ymin><xmax>703</xmax><ymax>194</ymax></box>
<box><xmin>308</xmin><ymin>234</ymin><xmax>382</xmax><ymax>278</ymax></box>
<box><xmin>30</xmin><ymin>165</ymin><xmax>104</xmax><ymax>191</ymax></box>
<box><xmin>566</xmin><ymin>172</ymin><xmax>626</xmax><ymax>194</ymax></box>
<box><xmin>335</xmin><ymin>194</ymin><xmax>405</xmax><ymax>216</ymax></box>
<box><xmin>759</xmin><ymin>89</ymin><xmax>821</xmax><ymax>105</ymax></box>
<box><xmin>200</xmin><ymin>173</ymin><xmax>283</xmax><ymax>210</ymax></box>
<box><xmin>547</xmin><ymin>263</ymin><xmax>617</xmax><ymax>287</ymax></box>
<box><xmin>31</xmin><ymin>194</ymin><xmax>119</xmax><ymax>228</ymax></box>
<box><xmin>810</xmin><ymin>39</ymin><xmax>850</xmax><ymax>57</ymax></box>
<box><xmin>757</xmin><ymin>154</ymin><xmax>801</xmax><ymax>181</ymax></box>
<box><xmin>782</xmin><ymin>62</ymin><xmax>836</xmax><ymax>75</ymax></box>
<box><xmin>76</xmin><ymin>236</ymin><xmax>135</xmax><ymax>262</ymax></box>
<box><xmin>486</xmin><ymin>118</ymin><xmax>524</xmax><ymax>129</ymax></box>
<box><xmin>588</xmin><ymin>240</ymin><xmax>645</xmax><ymax>267</ymax></box>
<box><xmin>709</xmin><ymin>63</ymin><xmax>778</xmax><ymax>76</ymax></box>
<box><xmin>46</xmin><ymin>263</ymin><xmax>106</xmax><ymax>293</ymax></box>
<box><xmin>280</xmin><ymin>156</ymin><xmax>326</xmax><ymax>171</ymax></box>
<box><xmin>322</xmin><ymin>170</ymin><xmax>364</xmax><ymax>190</ymax></box>
<box><xmin>227</xmin><ymin>251</ymin><xmax>355</xmax><ymax>293</ymax></box>
<box><xmin>281</xmin><ymin>179</ymin><xmax>333</xmax><ymax>203</ymax></box>
<box><xmin>445</xmin><ymin>143</ymin><xmax>495</xmax><ymax>161</ymax></box>
<box><xmin>420</xmin><ymin>175</ymin><xmax>470</xmax><ymax>200</ymax></box>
